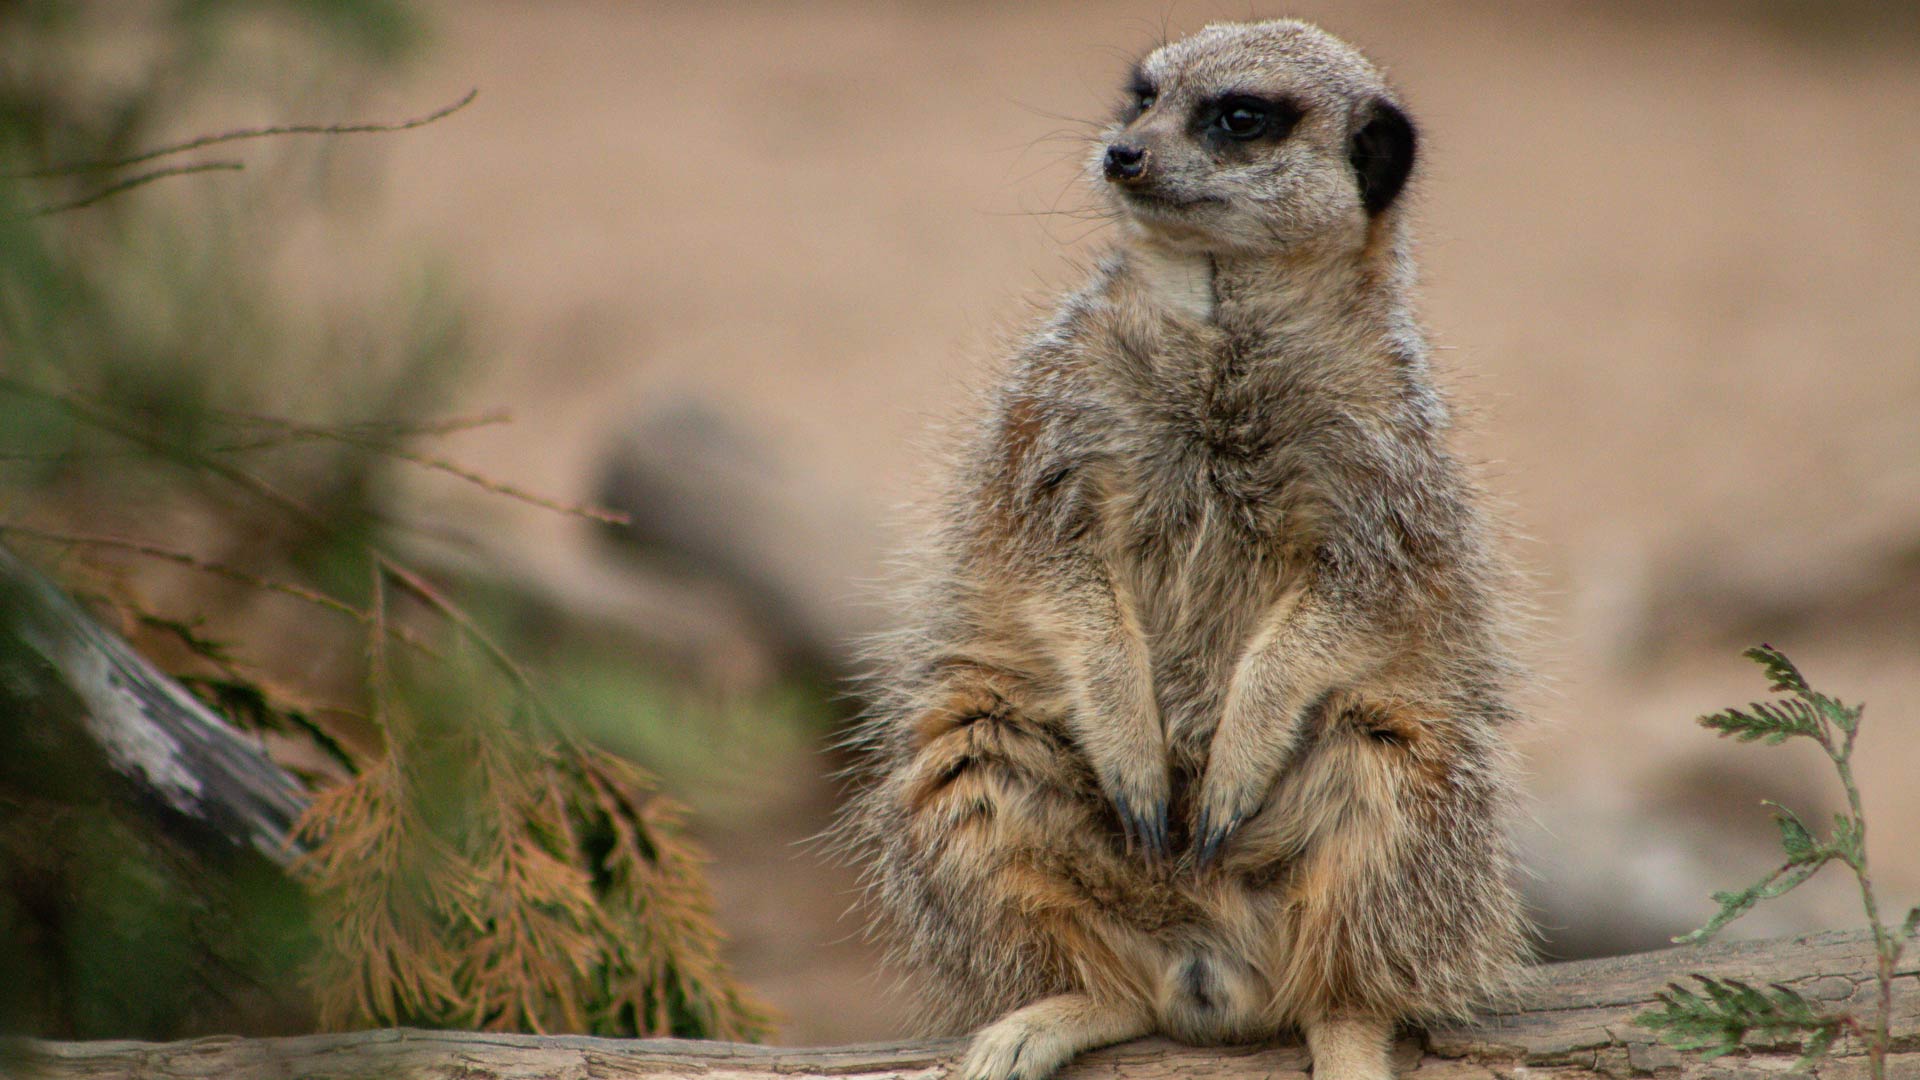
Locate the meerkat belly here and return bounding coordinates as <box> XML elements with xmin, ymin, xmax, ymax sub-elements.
<box><xmin>1148</xmin><ymin>622</ymin><xmax>1239</xmax><ymax>761</ymax></box>
<box><xmin>1118</xmin><ymin>479</ymin><xmax>1298</xmax><ymax>759</ymax></box>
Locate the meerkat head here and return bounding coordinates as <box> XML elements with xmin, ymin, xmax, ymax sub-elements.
<box><xmin>1096</xmin><ymin>20</ymin><xmax>1416</xmax><ymax>257</ymax></box>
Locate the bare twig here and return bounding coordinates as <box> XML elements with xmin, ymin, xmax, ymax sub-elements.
<box><xmin>8</xmin><ymin>89</ymin><xmax>479</xmax><ymax>179</ymax></box>
<box><xmin>374</xmin><ymin>557</ymin><xmax>545</xmax><ymax>713</ymax></box>
<box><xmin>0</xmin><ymin>376</ymin><xmax>610</xmax><ymax>524</ymax></box>
<box><xmin>0</xmin><ymin>375</ymin><xmax>372</xmax><ymax>531</ymax></box>
<box><xmin>358</xmin><ymin>440</ymin><xmax>629</xmax><ymax>525</ymax></box>
<box><xmin>24</xmin><ymin>160</ymin><xmax>244</xmax><ymax>217</ymax></box>
<box><xmin>0</xmin><ymin>449</ymin><xmax>148</xmax><ymax>463</ymax></box>
<box><xmin>0</xmin><ymin>374</ymin><xmax>584</xmax><ymax>749</ymax></box>
<box><xmin>0</xmin><ymin>524</ymin><xmax>363</xmax><ymax>619</ymax></box>
<box><xmin>212</xmin><ymin>407</ymin><xmax>514</xmax><ymax>449</ymax></box>
<box><xmin>211</xmin><ymin>410</ymin><xmax>628</xmax><ymax>525</ymax></box>
<box><xmin>367</xmin><ymin>561</ymin><xmax>394</xmax><ymax>741</ymax></box>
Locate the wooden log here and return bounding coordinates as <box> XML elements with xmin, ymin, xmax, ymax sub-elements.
<box><xmin>13</xmin><ymin>930</ymin><xmax>1914</xmax><ymax>1079</ymax></box>
<box><xmin>0</xmin><ymin>543</ymin><xmax>306</xmax><ymax>863</ymax></box>
<box><xmin>0</xmin><ymin>542</ymin><xmax>317</xmax><ymax>1036</ymax></box>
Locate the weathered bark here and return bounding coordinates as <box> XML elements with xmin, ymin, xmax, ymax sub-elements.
<box><xmin>13</xmin><ymin>930</ymin><xmax>1914</xmax><ymax>1078</ymax></box>
<box><xmin>0</xmin><ymin>543</ymin><xmax>316</xmax><ymax>1037</ymax></box>
<box><xmin>0</xmin><ymin>543</ymin><xmax>306</xmax><ymax>863</ymax></box>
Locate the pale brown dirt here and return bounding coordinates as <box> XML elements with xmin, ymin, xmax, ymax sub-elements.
<box><xmin>323</xmin><ymin>1</ymin><xmax>1918</xmax><ymax>1044</ymax></box>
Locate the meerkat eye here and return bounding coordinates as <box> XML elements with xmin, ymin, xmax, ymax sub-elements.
<box><xmin>1207</xmin><ymin>95</ymin><xmax>1300</xmax><ymax>143</ymax></box>
<box><xmin>1216</xmin><ymin>100</ymin><xmax>1269</xmax><ymax>139</ymax></box>
<box><xmin>1128</xmin><ymin>75</ymin><xmax>1158</xmax><ymax>118</ymax></box>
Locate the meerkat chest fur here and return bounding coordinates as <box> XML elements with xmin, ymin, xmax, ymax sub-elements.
<box><xmin>1000</xmin><ymin>239</ymin><xmax>1430</xmax><ymax>758</ymax></box>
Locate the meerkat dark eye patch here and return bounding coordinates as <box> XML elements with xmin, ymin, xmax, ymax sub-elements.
<box><xmin>1350</xmin><ymin>98</ymin><xmax>1417</xmax><ymax>215</ymax></box>
<box><xmin>1122</xmin><ymin>66</ymin><xmax>1157</xmax><ymax>120</ymax></box>
<box><xmin>1194</xmin><ymin>93</ymin><xmax>1302</xmax><ymax>145</ymax></box>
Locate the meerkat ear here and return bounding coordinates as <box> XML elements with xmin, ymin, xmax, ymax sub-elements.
<box><xmin>1350</xmin><ymin>99</ymin><xmax>1417</xmax><ymax>215</ymax></box>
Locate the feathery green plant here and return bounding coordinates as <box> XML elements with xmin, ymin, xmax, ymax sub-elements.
<box><xmin>0</xmin><ymin>0</ymin><xmax>772</xmax><ymax>1042</ymax></box>
<box><xmin>1636</xmin><ymin>645</ymin><xmax>1915</xmax><ymax>1077</ymax></box>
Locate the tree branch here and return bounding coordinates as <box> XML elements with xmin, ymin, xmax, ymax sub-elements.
<box><xmin>9</xmin><ymin>931</ymin><xmax>1913</xmax><ymax>1078</ymax></box>
<box><xmin>23</xmin><ymin>160</ymin><xmax>244</xmax><ymax>216</ymax></box>
<box><xmin>0</xmin><ymin>543</ymin><xmax>307</xmax><ymax>863</ymax></box>
<box><xmin>8</xmin><ymin>89</ymin><xmax>478</xmax><ymax>178</ymax></box>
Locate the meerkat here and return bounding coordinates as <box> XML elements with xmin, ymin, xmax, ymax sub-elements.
<box><xmin>837</xmin><ymin>19</ymin><xmax>1531</xmax><ymax>1080</ymax></box>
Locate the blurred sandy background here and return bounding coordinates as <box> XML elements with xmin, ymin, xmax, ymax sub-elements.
<box><xmin>287</xmin><ymin>0</ymin><xmax>1920</xmax><ymax>1044</ymax></box>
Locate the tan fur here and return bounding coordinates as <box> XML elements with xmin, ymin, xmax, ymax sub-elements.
<box><xmin>836</xmin><ymin>20</ymin><xmax>1532</xmax><ymax>1080</ymax></box>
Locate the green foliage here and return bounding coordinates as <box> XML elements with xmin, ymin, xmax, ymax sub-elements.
<box><xmin>1636</xmin><ymin>976</ymin><xmax>1847</xmax><ymax>1068</ymax></box>
<box><xmin>1768</xmin><ymin>802</ymin><xmax>1818</xmax><ymax>863</ymax></box>
<box><xmin>1697</xmin><ymin>645</ymin><xmax>1862</xmax><ymax>747</ymax></box>
<box><xmin>551</xmin><ymin>647</ymin><xmax>824</xmax><ymax>824</ymax></box>
<box><xmin>0</xmin><ymin>0</ymin><xmax>772</xmax><ymax>1044</ymax></box>
<box><xmin>1677</xmin><ymin>649</ymin><xmax>1872</xmax><ymax>948</ymax></box>
<box><xmin>1675</xmin><ymin>860</ymin><xmax>1830</xmax><ymax>947</ymax></box>
<box><xmin>1697</xmin><ymin>697</ymin><xmax>1823</xmax><ymax>745</ymax></box>
<box><xmin>1640</xmin><ymin>645</ymin><xmax>1908</xmax><ymax>1078</ymax></box>
<box><xmin>180</xmin><ymin>0</ymin><xmax>428</xmax><ymax>62</ymax></box>
<box><xmin>0</xmin><ymin>11</ymin><xmax>453</xmax><ymax>1036</ymax></box>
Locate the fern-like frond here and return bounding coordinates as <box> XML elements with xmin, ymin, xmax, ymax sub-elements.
<box><xmin>1636</xmin><ymin>975</ymin><xmax>1847</xmax><ymax>1068</ymax></box>
<box><xmin>1743</xmin><ymin>645</ymin><xmax>1809</xmax><ymax>696</ymax></box>
<box><xmin>1675</xmin><ymin>858</ymin><xmax>1830</xmax><ymax>945</ymax></box>
<box><xmin>295</xmin><ymin>756</ymin><xmax>472</xmax><ymax>1027</ymax></box>
<box><xmin>1763</xmin><ymin>802</ymin><xmax>1818</xmax><ymax>864</ymax></box>
<box><xmin>571</xmin><ymin>748</ymin><xmax>775</xmax><ymax>1040</ymax></box>
<box><xmin>1698</xmin><ymin>697</ymin><xmax>1821</xmax><ymax>745</ymax></box>
<box><xmin>1662</xmin><ymin>646</ymin><xmax>1903</xmax><ymax>1077</ymax></box>
<box><xmin>1718</xmin><ymin>645</ymin><xmax>1864</xmax><ymax>744</ymax></box>
<box><xmin>1828</xmin><ymin>813</ymin><xmax>1866</xmax><ymax>870</ymax></box>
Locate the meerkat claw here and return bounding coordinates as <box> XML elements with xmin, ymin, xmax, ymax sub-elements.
<box><xmin>1141</xmin><ymin>799</ymin><xmax>1170</xmax><ymax>861</ymax></box>
<box><xmin>1114</xmin><ymin>793</ymin><xmax>1171</xmax><ymax>862</ymax></box>
<box><xmin>1191</xmin><ymin>806</ymin><xmax>1242</xmax><ymax>870</ymax></box>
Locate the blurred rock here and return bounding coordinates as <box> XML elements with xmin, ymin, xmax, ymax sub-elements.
<box><xmin>595</xmin><ymin>399</ymin><xmax>888</xmax><ymax>685</ymax></box>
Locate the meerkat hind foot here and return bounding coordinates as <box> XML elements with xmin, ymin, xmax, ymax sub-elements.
<box><xmin>958</xmin><ymin>993</ymin><xmax>1152</xmax><ymax>1080</ymax></box>
<box><xmin>1305</xmin><ymin>1014</ymin><xmax>1396</xmax><ymax>1080</ymax></box>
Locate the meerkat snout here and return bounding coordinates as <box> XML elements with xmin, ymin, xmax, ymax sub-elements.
<box><xmin>1103</xmin><ymin>143</ymin><xmax>1149</xmax><ymax>182</ymax></box>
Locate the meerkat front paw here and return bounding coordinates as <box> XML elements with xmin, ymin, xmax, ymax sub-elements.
<box><xmin>958</xmin><ymin>1012</ymin><xmax>1074</xmax><ymax>1080</ymax></box>
<box><xmin>1101</xmin><ymin>762</ymin><xmax>1171</xmax><ymax>862</ymax></box>
<box><xmin>1190</xmin><ymin>767</ymin><xmax>1264</xmax><ymax>869</ymax></box>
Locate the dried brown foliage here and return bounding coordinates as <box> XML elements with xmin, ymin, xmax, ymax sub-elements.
<box><xmin>3</xmin><ymin>387</ymin><xmax>774</xmax><ymax>1040</ymax></box>
<box><xmin>295</xmin><ymin>702</ymin><xmax>769</xmax><ymax>1038</ymax></box>
<box><xmin>2</xmin><ymin>1</ymin><xmax>775</xmax><ymax>1034</ymax></box>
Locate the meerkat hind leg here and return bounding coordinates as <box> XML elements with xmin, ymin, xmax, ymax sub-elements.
<box><xmin>1304</xmin><ymin>1014</ymin><xmax>1396</xmax><ymax>1080</ymax></box>
<box><xmin>959</xmin><ymin>993</ymin><xmax>1152</xmax><ymax>1080</ymax></box>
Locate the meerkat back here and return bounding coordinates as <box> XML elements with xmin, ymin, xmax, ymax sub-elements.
<box><xmin>838</xmin><ymin>20</ymin><xmax>1531</xmax><ymax>1080</ymax></box>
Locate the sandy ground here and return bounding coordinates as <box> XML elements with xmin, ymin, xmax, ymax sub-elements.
<box><xmin>303</xmin><ymin>1</ymin><xmax>1920</xmax><ymax>1044</ymax></box>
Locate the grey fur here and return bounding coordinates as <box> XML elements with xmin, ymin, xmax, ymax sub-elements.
<box><xmin>835</xmin><ymin>20</ymin><xmax>1532</xmax><ymax>1080</ymax></box>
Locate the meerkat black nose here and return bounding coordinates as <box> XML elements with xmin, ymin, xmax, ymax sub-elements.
<box><xmin>1104</xmin><ymin>143</ymin><xmax>1149</xmax><ymax>182</ymax></box>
